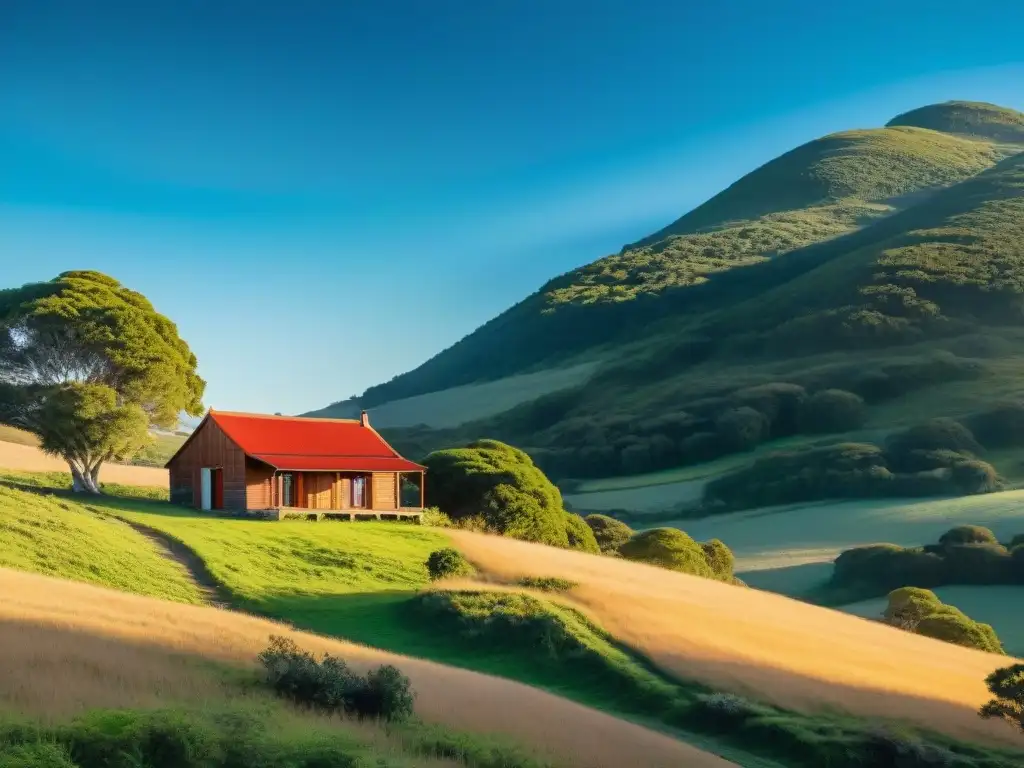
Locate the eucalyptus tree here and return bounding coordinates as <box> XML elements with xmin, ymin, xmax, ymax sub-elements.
<box><xmin>0</xmin><ymin>271</ymin><xmax>204</xmax><ymax>492</ymax></box>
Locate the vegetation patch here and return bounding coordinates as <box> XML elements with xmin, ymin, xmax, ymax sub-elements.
<box><xmin>517</xmin><ymin>576</ymin><xmax>578</xmax><ymax>593</ymax></box>
<box><xmin>0</xmin><ymin>704</ymin><xmax>551</xmax><ymax>768</ymax></box>
<box><xmin>618</xmin><ymin>528</ymin><xmax>738</xmax><ymax>583</ymax></box>
<box><xmin>880</xmin><ymin>587</ymin><xmax>1004</xmax><ymax>653</ymax></box>
<box><xmin>0</xmin><ymin>483</ymin><xmax>201</xmax><ymax>603</ymax></box>
<box><xmin>831</xmin><ymin>525</ymin><xmax>1024</xmax><ymax>598</ymax></box>
<box><xmin>425</xmin><ymin>548</ymin><xmax>475</xmax><ymax>581</ymax></box>
<box><xmin>423</xmin><ymin>439</ymin><xmax>598</xmax><ymax>551</ymax></box>
<box><xmin>584</xmin><ymin>514</ymin><xmax>634</xmax><ymax>554</ymax></box>
<box><xmin>258</xmin><ymin>635</ymin><xmax>415</xmax><ymax>721</ymax></box>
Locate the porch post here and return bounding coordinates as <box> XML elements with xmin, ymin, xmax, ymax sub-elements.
<box><xmin>419</xmin><ymin>471</ymin><xmax>425</xmax><ymax>508</ymax></box>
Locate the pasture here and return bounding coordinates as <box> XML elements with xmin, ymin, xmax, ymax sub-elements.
<box><xmin>449</xmin><ymin>530</ymin><xmax>1024</xmax><ymax>749</ymax></box>
<box><xmin>307</xmin><ymin>362</ymin><xmax>598</xmax><ymax>429</ymax></box>
<box><xmin>0</xmin><ymin>568</ymin><xmax>728</xmax><ymax>768</ymax></box>
<box><xmin>0</xmin><ymin>440</ymin><xmax>168</xmax><ymax>487</ymax></box>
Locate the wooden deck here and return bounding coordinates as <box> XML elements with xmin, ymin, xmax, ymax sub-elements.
<box><xmin>269</xmin><ymin>507</ymin><xmax>424</xmax><ymax>522</ymax></box>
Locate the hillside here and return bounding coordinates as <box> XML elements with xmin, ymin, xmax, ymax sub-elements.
<box><xmin>308</xmin><ymin>101</ymin><xmax>1024</xmax><ymax>490</ymax></box>
<box><xmin>342</xmin><ymin>101</ymin><xmax>1022</xmax><ymax>415</ymax></box>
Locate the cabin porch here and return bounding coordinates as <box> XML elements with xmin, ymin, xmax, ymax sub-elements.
<box><xmin>252</xmin><ymin>468</ymin><xmax>425</xmax><ymax>517</ymax></box>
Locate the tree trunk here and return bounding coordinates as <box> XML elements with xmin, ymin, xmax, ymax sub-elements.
<box><xmin>67</xmin><ymin>458</ymin><xmax>102</xmax><ymax>494</ymax></box>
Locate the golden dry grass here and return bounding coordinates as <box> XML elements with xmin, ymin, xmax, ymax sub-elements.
<box><xmin>447</xmin><ymin>529</ymin><xmax>1024</xmax><ymax>748</ymax></box>
<box><xmin>0</xmin><ymin>441</ymin><xmax>167</xmax><ymax>487</ymax></box>
<box><xmin>0</xmin><ymin>567</ymin><xmax>735</xmax><ymax>768</ymax></box>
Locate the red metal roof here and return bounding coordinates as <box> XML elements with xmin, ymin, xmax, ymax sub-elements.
<box><xmin>206</xmin><ymin>410</ymin><xmax>424</xmax><ymax>473</ymax></box>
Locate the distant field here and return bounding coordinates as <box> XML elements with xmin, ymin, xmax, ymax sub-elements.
<box><xmin>309</xmin><ymin>362</ymin><xmax>598</xmax><ymax>429</ymax></box>
<box><xmin>841</xmin><ymin>585</ymin><xmax>1024</xmax><ymax>657</ymax></box>
<box><xmin>0</xmin><ymin>441</ymin><xmax>168</xmax><ymax>487</ymax></box>
<box><xmin>563</xmin><ymin>432</ymin><xmax>887</xmax><ymax>514</ymax></box>
<box><xmin>0</xmin><ymin>425</ymin><xmax>39</xmax><ymax>447</ymax></box>
<box><xmin>675</xmin><ymin>491</ymin><xmax>1024</xmax><ymax>595</ymax></box>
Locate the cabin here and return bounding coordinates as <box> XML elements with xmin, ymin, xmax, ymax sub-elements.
<box><xmin>164</xmin><ymin>410</ymin><xmax>425</xmax><ymax>520</ymax></box>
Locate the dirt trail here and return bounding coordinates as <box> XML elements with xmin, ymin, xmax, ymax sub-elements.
<box><xmin>118</xmin><ymin>519</ymin><xmax>231</xmax><ymax>608</ymax></box>
<box><xmin>0</xmin><ymin>441</ymin><xmax>167</xmax><ymax>487</ymax></box>
<box><xmin>0</xmin><ymin>568</ymin><xmax>736</xmax><ymax>768</ymax></box>
<box><xmin>448</xmin><ymin>529</ymin><xmax>1024</xmax><ymax>749</ymax></box>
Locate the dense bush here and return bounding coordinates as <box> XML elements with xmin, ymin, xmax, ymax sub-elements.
<box><xmin>423</xmin><ymin>439</ymin><xmax>590</xmax><ymax>550</ymax></box>
<box><xmin>584</xmin><ymin>514</ymin><xmax>634</xmax><ymax>554</ymax></box>
<box><xmin>0</xmin><ymin>743</ymin><xmax>76</xmax><ymax>768</ymax></box>
<box><xmin>677</xmin><ymin>431</ymin><xmax>725</xmax><ymax>464</ymax></box>
<box><xmin>618</xmin><ymin>528</ymin><xmax>737</xmax><ymax>583</ymax></box>
<box><xmin>258</xmin><ymin>635</ymin><xmax>415</xmax><ymax>721</ymax></box>
<box><xmin>703</xmin><ymin>442</ymin><xmax>891</xmax><ymax>511</ymax></box>
<box><xmin>939</xmin><ymin>525</ymin><xmax>999</xmax><ymax>546</ymax></box>
<box><xmin>426</xmin><ymin>548</ymin><xmax>476</xmax><ymax>580</ymax></box>
<box><xmin>881</xmin><ymin>588</ymin><xmax>1003</xmax><ymax>653</ymax></box>
<box><xmin>730</xmin><ymin>382</ymin><xmax>807</xmax><ymax>438</ymax></box>
<box><xmin>833</xmin><ymin>526</ymin><xmax>1024</xmax><ymax>596</ymax></box>
<box><xmin>979</xmin><ymin>663</ymin><xmax>1024</xmax><ymax>731</ymax></box>
<box><xmin>800</xmin><ymin>389</ymin><xmax>866</xmax><ymax>434</ymax></box>
<box><xmin>563</xmin><ymin>512</ymin><xmax>600</xmax><ymax>554</ymax></box>
<box><xmin>714</xmin><ymin>406</ymin><xmax>768</xmax><ymax>452</ymax></box>
<box><xmin>886</xmin><ymin>418</ymin><xmax>983</xmax><ymax>468</ymax></box>
<box><xmin>917</xmin><ymin>612</ymin><xmax>1004</xmax><ymax>654</ymax></box>
<box><xmin>420</xmin><ymin>507</ymin><xmax>453</xmax><ymax>528</ymax></box>
<box><xmin>965</xmin><ymin>400</ymin><xmax>1024</xmax><ymax>449</ymax></box>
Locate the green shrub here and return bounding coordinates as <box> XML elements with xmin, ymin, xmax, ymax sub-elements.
<box><xmin>800</xmin><ymin>389</ymin><xmax>866</xmax><ymax>434</ymax></box>
<box><xmin>422</xmin><ymin>439</ymin><xmax>582</xmax><ymax>549</ymax></box>
<box><xmin>563</xmin><ymin>513</ymin><xmax>600</xmax><ymax>554</ymax></box>
<box><xmin>714</xmin><ymin>406</ymin><xmax>768</xmax><ymax>452</ymax></box>
<box><xmin>730</xmin><ymin>382</ymin><xmax>807</xmax><ymax>437</ymax></box>
<box><xmin>979</xmin><ymin>663</ymin><xmax>1024</xmax><ymax>731</ymax></box>
<box><xmin>966</xmin><ymin>401</ymin><xmax>1024</xmax><ymax>449</ymax></box>
<box><xmin>700</xmin><ymin>539</ymin><xmax>736</xmax><ymax>581</ymax></box>
<box><xmin>942</xmin><ymin>544</ymin><xmax>1014</xmax><ymax>584</ymax></box>
<box><xmin>949</xmin><ymin>458</ymin><xmax>1001</xmax><ymax>494</ymax></box>
<box><xmin>939</xmin><ymin>525</ymin><xmax>999</xmax><ymax>546</ymax></box>
<box><xmin>518</xmin><ymin>576</ymin><xmax>578</xmax><ymax>592</ymax></box>
<box><xmin>584</xmin><ymin>514</ymin><xmax>634</xmax><ymax>554</ymax></box>
<box><xmin>0</xmin><ymin>744</ymin><xmax>77</xmax><ymax>768</ymax></box>
<box><xmin>619</xmin><ymin>528</ymin><xmax>714</xmax><ymax>578</ymax></box>
<box><xmin>916</xmin><ymin>613</ymin><xmax>1004</xmax><ymax>654</ymax></box>
<box><xmin>703</xmin><ymin>442</ymin><xmax>889</xmax><ymax>511</ymax></box>
<box><xmin>257</xmin><ymin>635</ymin><xmax>415</xmax><ymax>721</ymax></box>
<box><xmin>1009</xmin><ymin>534</ymin><xmax>1024</xmax><ymax>550</ymax></box>
<box><xmin>831</xmin><ymin>545</ymin><xmax>946</xmax><ymax>592</ymax></box>
<box><xmin>426</xmin><ymin>548</ymin><xmax>475</xmax><ymax>581</ymax></box>
<box><xmin>886</xmin><ymin>418</ymin><xmax>983</xmax><ymax>463</ymax></box>
<box><xmin>420</xmin><ymin>507</ymin><xmax>453</xmax><ymax>527</ymax></box>
<box><xmin>883</xmin><ymin>587</ymin><xmax>943</xmax><ymax>627</ymax></box>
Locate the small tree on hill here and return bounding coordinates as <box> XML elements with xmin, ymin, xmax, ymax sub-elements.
<box><xmin>0</xmin><ymin>271</ymin><xmax>204</xmax><ymax>493</ymax></box>
<box><xmin>979</xmin><ymin>664</ymin><xmax>1024</xmax><ymax>731</ymax></box>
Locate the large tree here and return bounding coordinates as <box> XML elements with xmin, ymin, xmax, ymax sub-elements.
<box><xmin>0</xmin><ymin>271</ymin><xmax>205</xmax><ymax>493</ymax></box>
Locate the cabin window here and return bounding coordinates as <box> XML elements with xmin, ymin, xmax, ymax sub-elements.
<box><xmin>281</xmin><ymin>473</ymin><xmax>294</xmax><ymax>507</ymax></box>
<box><xmin>352</xmin><ymin>475</ymin><xmax>367</xmax><ymax>508</ymax></box>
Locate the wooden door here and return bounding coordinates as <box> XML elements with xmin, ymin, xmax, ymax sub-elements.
<box><xmin>308</xmin><ymin>474</ymin><xmax>333</xmax><ymax>509</ymax></box>
<box><xmin>212</xmin><ymin>468</ymin><xmax>224</xmax><ymax>509</ymax></box>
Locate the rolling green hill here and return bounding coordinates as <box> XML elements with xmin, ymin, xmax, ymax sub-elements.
<box><xmin>320</xmin><ymin>101</ymin><xmax>1024</xmax><ymax>486</ymax></box>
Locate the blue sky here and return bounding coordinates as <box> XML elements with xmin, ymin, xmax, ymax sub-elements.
<box><xmin>2</xmin><ymin>1</ymin><xmax>1022</xmax><ymax>415</ymax></box>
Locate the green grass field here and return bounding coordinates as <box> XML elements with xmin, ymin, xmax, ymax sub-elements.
<box><xmin>0</xmin><ymin>482</ymin><xmax>201</xmax><ymax>603</ymax></box>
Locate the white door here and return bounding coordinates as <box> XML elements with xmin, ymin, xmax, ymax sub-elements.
<box><xmin>200</xmin><ymin>468</ymin><xmax>212</xmax><ymax>511</ymax></box>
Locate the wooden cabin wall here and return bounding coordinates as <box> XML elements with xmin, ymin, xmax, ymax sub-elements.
<box><xmin>245</xmin><ymin>459</ymin><xmax>274</xmax><ymax>509</ymax></box>
<box><xmin>167</xmin><ymin>418</ymin><xmax>247</xmax><ymax>511</ymax></box>
<box><xmin>371</xmin><ymin>472</ymin><xmax>398</xmax><ymax>511</ymax></box>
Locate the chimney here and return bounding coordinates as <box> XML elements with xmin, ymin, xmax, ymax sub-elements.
<box><xmin>360</xmin><ymin>410</ymin><xmax>370</xmax><ymax>427</ymax></box>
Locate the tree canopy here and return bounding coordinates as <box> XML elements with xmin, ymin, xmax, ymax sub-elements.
<box><xmin>422</xmin><ymin>439</ymin><xmax>594</xmax><ymax>551</ymax></box>
<box><xmin>0</xmin><ymin>271</ymin><xmax>204</xmax><ymax>492</ymax></box>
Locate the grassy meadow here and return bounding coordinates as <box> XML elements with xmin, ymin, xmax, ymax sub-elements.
<box><xmin>2</xmin><ymin>470</ymin><xmax>1024</xmax><ymax>765</ymax></box>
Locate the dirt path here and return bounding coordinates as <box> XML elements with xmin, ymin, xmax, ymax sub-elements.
<box><xmin>118</xmin><ymin>518</ymin><xmax>231</xmax><ymax>608</ymax></box>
